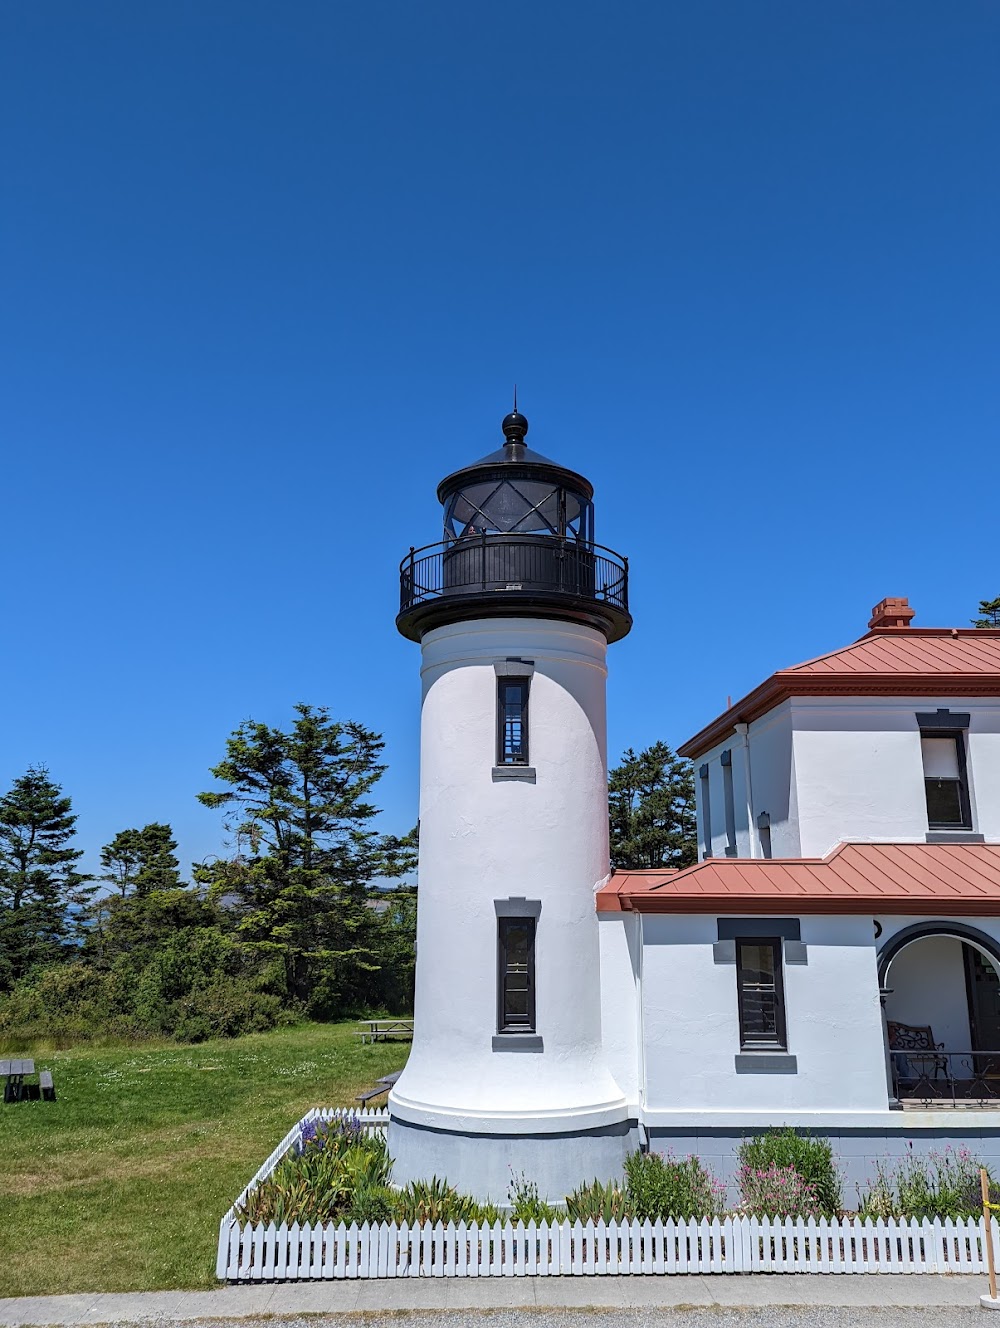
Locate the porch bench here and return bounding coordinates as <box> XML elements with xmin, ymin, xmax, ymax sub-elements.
<box><xmin>887</xmin><ymin>1021</ymin><xmax>948</xmax><ymax>1086</ymax></box>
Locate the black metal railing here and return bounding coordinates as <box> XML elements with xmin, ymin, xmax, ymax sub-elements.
<box><xmin>891</xmin><ymin>1050</ymin><xmax>1000</xmax><ymax>1105</ymax></box>
<box><xmin>399</xmin><ymin>534</ymin><xmax>629</xmax><ymax>615</ymax></box>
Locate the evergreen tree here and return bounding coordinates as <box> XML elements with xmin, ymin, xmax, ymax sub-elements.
<box><xmin>100</xmin><ymin>822</ymin><xmax>183</xmax><ymax>898</ymax></box>
<box><xmin>99</xmin><ymin>829</ymin><xmax>142</xmax><ymax>897</ymax></box>
<box><xmin>0</xmin><ymin>766</ymin><xmax>90</xmax><ymax>987</ymax></box>
<box><xmin>972</xmin><ymin>596</ymin><xmax>1000</xmax><ymax>629</ymax></box>
<box><xmin>608</xmin><ymin>742</ymin><xmax>697</xmax><ymax>870</ymax></box>
<box><xmin>195</xmin><ymin>704</ymin><xmax>405</xmax><ymax>1011</ymax></box>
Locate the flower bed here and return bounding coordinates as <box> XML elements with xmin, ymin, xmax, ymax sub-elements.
<box><xmin>216</xmin><ymin>1112</ymin><xmax>1000</xmax><ymax>1280</ymax></box>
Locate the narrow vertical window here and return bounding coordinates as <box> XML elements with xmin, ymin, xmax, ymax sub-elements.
<box><xmin>497</xmin><ymin>678</ymin><xmax>530</xmax><ymax>765</ymax></box>
<box><xmin>757</xmin><ymin>812</ymin><xmax>773</xmax><ymax>860</ymax></box>
<box><xmin>699</xmin><ymin>763</ymin><xmax>712</xmax><ymax>858</ymax></box>
<box><xmin>736</xmin><ymin>938</ymin><xmax>786</xmax><ymax>1049</ymax></box>
<box><xmin>721</xmin><ymin>749</ymin><xmax>737</xmax><ymax>857</ymax></box>
<box><xmin>921</xmin><ymin>734</ymin><xmax>971</xmax><ymax>829</ymax></box>
<box><xmin>497</xmin><ymin>917</ymin><xmax>536</xmax><ymax>1033</ymax></box>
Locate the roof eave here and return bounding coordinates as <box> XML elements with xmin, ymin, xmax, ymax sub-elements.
<box><xmin>612</xmin><ymin>893</ymin><xmax>1000</xmax><ymax>917</ymax></box>
<box><xmin>679</xmin><ymin>673</ymin><xmax>1000</xmax><ymax>760</ymax></box>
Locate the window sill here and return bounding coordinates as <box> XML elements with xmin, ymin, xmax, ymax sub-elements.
<box><xmin>735</xmin><ymin>1052</ymin><xmax>797</xmax><ymax>1074</ymax></box>
<box><xmin>492</xmin><ymin>766</ymin><xmax>536</xmax><ymax>781</ymax></box>
<box><xmin>492</xmin><ymin>1034</ymin><xmax>543</xmax><ymax>1052</ymax></box>
<box><xmin>926</xmin><ymin>830</ymin><xmax>983</xmax><ymax>843</ymax></box>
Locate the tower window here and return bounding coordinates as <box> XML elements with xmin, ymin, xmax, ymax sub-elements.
<box><xmin>736</xmin><ymin>938</ymin><xmax>787</xmax><ymax>1049</ymax></box>
<box><xmin>497</xmin><ymin>678</ymin><xmax>530</xmax><ymax>765</ymax></box>
<box><xmin>497</xmin><ymin>917</ymin><xmax>536</xmax><ymax>1033</ymax></box>
<box><xmin>921</xmin><ymin>734</ymin><xmax>972</xmax><ymax>829</ymax></box>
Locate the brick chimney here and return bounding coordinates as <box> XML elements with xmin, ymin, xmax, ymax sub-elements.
<box><xmin>869</xmin><ymin>596</ymin><xmax>915</xmax><ymax>630</ymax></box>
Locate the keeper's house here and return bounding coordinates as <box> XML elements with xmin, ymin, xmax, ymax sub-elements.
<box><xmin>597</xmin><ymin>597</ymin><xmax>1000</xmax><ymax>1188</ymax></box>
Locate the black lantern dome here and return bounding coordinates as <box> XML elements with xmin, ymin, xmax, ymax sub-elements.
<box><xmin>397</xmin><ymin>408</ymin><xmax>630</xmax><ymax>643</ymax></box>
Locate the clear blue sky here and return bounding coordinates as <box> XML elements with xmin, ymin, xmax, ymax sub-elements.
<box><xmin>2</xmin><ymin>1</ymin><xmax>998</xmax><ymax>878</ymax></box>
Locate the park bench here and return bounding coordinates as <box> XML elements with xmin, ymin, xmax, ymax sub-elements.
<box><xmin>355</xmin><ymin>1018</ymin><xmax>413</xmax><ymax>1045</ymax></box>
<box><xmin>354</xmin><ymin>1069</ymin><xmax>402</xmax><ymax>1105</ymax></box>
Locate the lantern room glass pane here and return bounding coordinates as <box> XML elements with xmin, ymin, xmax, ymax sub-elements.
<box><xmin>444</xmin><ymin>480</ymin><xmax>592</xmax><ymax>541</ymax></box>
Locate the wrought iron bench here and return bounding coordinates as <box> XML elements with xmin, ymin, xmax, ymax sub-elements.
<box><xmin>887</xmin><ymin>1021</ymin><xmax>948</xmax><ymax>1095</ymax></box>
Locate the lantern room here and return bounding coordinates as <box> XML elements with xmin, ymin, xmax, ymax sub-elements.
<box><xmin>396</xmin><ymin>408</ymin><xmax>631</xmax><ymax>644</ymax></box>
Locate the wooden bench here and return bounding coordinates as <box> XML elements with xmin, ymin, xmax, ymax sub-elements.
<box><xmin>355</xmin><ymin>1019</ymin><xmax>414</xmax><ymax>1045</ymax></box>
<box><xmin>354</xmin><ymin>1070</ymin><xmax>402</xmax><ymax>1104</ymax></box>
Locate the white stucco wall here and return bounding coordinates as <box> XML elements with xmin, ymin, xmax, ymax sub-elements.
<box><xmin>696</xmin><ymin>704</ymin><xmax>797</xmax><ymax>861</ymax></box>
<box><xmin>389</xmin><ymin>616</ymin><xmax>628</xmax><ymax>1135</ymax></box>
<box><xmin>694</xmin><ymin>696</ymin><xmax>1000</xmax><ymax>861</ymax></box>
<box><xmin>598</xmin><ymin>912</ymin><xmax>641</xmax><ymax>1111</ymax></box>
<box><xmin>639</xmin><ymin>914</ymin><xmax>888</xmax><ymax>1118</ymax></box>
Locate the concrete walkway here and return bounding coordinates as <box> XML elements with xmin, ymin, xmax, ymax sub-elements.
<box><xmin>0</xmin><ymin>1275</ymin><xmax>991</xmax><ymax>1325</ymax></box>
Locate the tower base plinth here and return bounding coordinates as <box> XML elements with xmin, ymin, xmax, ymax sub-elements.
<box><xmin>388</xmin><ymin>1113</ymin><xmax>639</xmax><ymax>1205</ymax></box>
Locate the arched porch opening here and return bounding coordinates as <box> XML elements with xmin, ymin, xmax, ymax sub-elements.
<box><xmin>878</xmin><ymin>923</ymin><xmax>1000</xmax><ymax>1103</ymax></box>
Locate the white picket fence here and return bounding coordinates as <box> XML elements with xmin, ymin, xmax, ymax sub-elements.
<box><xmin>217</xmin><ymin>1109</ymin><xmax>1000</xmax><ymax>1280</ymax></box>
<box><xmin>218</xmin><ymin>1212</ymin><xmax>1000</xmax><ymax>1280</ymax></box>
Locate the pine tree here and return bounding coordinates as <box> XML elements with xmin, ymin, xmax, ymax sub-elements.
<box><xmin>195</xmin><ymin>704</ymin><xmax>404</xmax><ymax>1011</ymax></box>
<box><xmin>0</xmin><ymin>766</ymin><xmax>90</xmax><ymax>987</ymax></box>
<box><xmin>608</xmin><ymin>742</ymin><xmax>697</xmax><ymax>870</ymax></box>
<box><xmin>972</xmin><ymin>596</ymin><xmax>1000</xmax><ymax>629</ymax></box>
<box><xmin>100</xmin><ymin>823</ymin><xmax>183</xmax><ymax>897</ymax></box>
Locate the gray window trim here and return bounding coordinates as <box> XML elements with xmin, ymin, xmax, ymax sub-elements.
<box><xmin>714</xmin><ymin>923</ymin><xmax>807</xmax><ymax>965</ymax></box>
<box><xmin>917</xmin><ymin>709</ymin><xmax>971</xmax><ymax>730</ymax></box>
<box><xmin>735</xmin><ymin>1053</ymin><xmax>797</xmax><ymax>1074</ymax></box>
<box><xmin>492</xmin><ymin>1034</ymin><xmax>543</xmax><ymax>1052</ymax></box>
<box><xmin>492</xmin><ymin>766</ymin><xmax>536</xmax><ymax>781</ymax></box>
<box><xmin>718</xmin><ymin>917</ymin><xmax>801</xmax><ymax>942</ymax></box>
<box><xmin>494</xmin><ymin>658</ymin><xmax>535</xmax><ymax>677</ymax></box>
<box><xmin>495</xmin><ymin>896</ymin><xmax>541</xmax><ymax>919</ymax></box>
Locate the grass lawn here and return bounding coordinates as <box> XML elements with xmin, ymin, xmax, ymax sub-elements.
<box><xmin>0</xmin><ymin>1022</ymin><xmax>409</xmax><ymax>1298</ymax></box>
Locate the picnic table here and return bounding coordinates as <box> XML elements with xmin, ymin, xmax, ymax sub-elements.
<box><xmin>1</xmin><ymin>1059</ymin><xmax>55</xmax><ymax>1103</ymax></box>
<box><xmin>355</xmin><ymin>1018</ymin><xmax>414</xmax><ymax>1045</ymax></box>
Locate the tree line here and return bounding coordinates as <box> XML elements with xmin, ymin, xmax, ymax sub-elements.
<box><xmin>0</xmin><ymin>701</ymin><xmax>694</xmax><ymax>1044</ymax></box>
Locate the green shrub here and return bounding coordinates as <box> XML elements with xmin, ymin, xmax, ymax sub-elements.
<box><xmin>565</xmin><ymin>1177</ymin><xmax>631</xmax><ymax>1224</ymax></box>
<box><xmin>858</xmin><ymin>1146</ymin><xmax>988</xmax><ymax>1221</ymax></box>
<box><xmin>738</xmin><ymin>1129</ymin><xmax>841</xmax><ymax>1216</ymax></box>
<box><xmin>624</xmin><ymin>1151</ymin><xmax>726</xmax><ymax>1221</ymax></box>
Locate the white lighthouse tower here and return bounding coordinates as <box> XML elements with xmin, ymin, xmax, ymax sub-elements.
<box><xmin>388</xmin><ymin>406</ymin><xmax>634</xmax><ymax>1201</ymax></box>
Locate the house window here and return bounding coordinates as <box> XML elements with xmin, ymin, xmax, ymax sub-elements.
<box><xmin>497</xmin><ymin>917</ymin><xmax>535</xmax><ymax>1032</ymax></box>
<box><xmin>736</xmin><ymin>938</ymin><xmax>786</xmax><ymax>1049</ymax></box>
<box><xmin>497</xmin><ymin>678</ymin><xmax>530</xmax><ymax>765</ymax></box>
<box><xmin>921</xmin><ymin>734</ymin><xmax>971</xmax><ymax>829</ymax></box>
<box><xmin>721</xmin><ymin>749</ymin><xmax>737</xmax><ymax>857</ymax></box>
<box><xmin>699</xmin><ymin>763</ymin><xmax>712</xmax><ymax>858</ymax></box>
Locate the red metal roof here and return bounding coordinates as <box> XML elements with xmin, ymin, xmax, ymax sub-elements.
<box><xmin>596</xmin><ymin>842</ymin><xmax>1000</xmax><ymax>916</ymax></box>
<box><xmin>680</xmin><ymin>627</ymin><xmax>1000</xmax><ymax>759</ymax></box>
